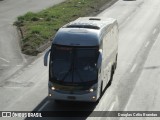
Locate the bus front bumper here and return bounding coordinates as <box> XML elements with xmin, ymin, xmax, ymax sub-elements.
<box><xmin>48</xmin><ymin>89</ymin><xmax>98</xmax><ymax>102</ymax></box>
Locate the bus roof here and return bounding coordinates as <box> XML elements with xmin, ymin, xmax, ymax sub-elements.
<box><xmin>52</xmin><ymin>17</ymin><xmax>117</xmax><ymax>46</ymax></box>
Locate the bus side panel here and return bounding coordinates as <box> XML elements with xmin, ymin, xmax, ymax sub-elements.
<box><xmin>101</xmin><ymin>29</ymin><xmax>112</xmax><ymax>90</ymax></box>
<box><xmin>101</xmin><ymin>23</ymin><xmax>118</xmax><ymax>91</ymax></box>
<box><xmin>114</xmin><ymin>24</ymin><xmax>119</xmax><ymax>56</ymax></box>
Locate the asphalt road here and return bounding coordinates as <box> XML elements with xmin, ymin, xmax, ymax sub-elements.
<box><xmin>0</xmin><ymin>0</ymin><xmax>65</xmax><ymax>82</ymax></box>
<box><xmin>0</xmin><ymin>0</ymin><xmax>160</xmax><ymax>120</ymax></box>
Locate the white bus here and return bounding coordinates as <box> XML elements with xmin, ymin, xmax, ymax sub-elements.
<box><xmin>44</xmin><ymin>17</ymin><xmax>118</xmax><ymax>102</ymax></box>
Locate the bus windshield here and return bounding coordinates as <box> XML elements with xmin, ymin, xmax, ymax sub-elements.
<box><xmin>50</xmin><ymin>45</ymin><xmax>98</xmax><ymax>85</ymax></box>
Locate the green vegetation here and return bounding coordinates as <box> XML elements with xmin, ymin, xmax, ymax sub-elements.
<box><xmin>14</xmin><ymin>0</ymin><xmax>112</xmax><ymax>55</ymax></box>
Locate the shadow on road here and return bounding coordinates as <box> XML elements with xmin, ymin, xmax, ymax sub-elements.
<box><xmin>25</xmin><ymin>75</ymin><xmax>113</xmax><ymax>120</ymax></box>
<box><xmin>25</xmin><ymin>97</ymin><xmax>97</xmax><ymax>120</ymax></box>
<box><xmin>144</xmin><ymin>65</ymin><xmax>160</xmax><ymax>70</ymax></box>
<box><xmin>25</xmin><ymin>84</ymin><xmax>112</xmax><ymax>120</ymax></box>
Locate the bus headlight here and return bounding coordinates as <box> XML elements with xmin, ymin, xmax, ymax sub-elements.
<box><xmin>92</xmin><ymin>96</ymin><xmax>96</xmax><ymax>99</ymax></box>
<box><xmin>51</xmin><ymin>86</ymin><xmax>55</xmax><ymax>90</ymax></box>
<box><xmin>89</xmin><ymin>84</ymin><xmax>97</xmax><ymax>92</ymax></box>
<box><xmin>89</xmin><ymin>88</ymin><xmax>94</xmax><ymax>92</ymax></box>
<box><xmin>49</xmin><ymin>82</ymin><xmax>56</xmax><ymax>90</ymax></box>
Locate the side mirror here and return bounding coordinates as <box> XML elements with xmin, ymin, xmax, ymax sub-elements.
<box><xmin>97</xmin><ymin>49</ymin><xmax>102</xmax><ymax>69</ymax></box>
<box><xmin>44</xmin><ymin>49</ymin><xmax>51</xmax><ymax>66</ymax></box>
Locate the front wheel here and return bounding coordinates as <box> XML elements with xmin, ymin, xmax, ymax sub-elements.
<box><xmin>100</xmin><ymin>82</ymin><xmax>103</xmax><ymax>98</ymax></box>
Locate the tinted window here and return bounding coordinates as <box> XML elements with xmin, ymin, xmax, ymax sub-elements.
<box><xmin>50</xmin><ymin>45</ymin><xmax>98</xmax><ymax>85</ymax></box>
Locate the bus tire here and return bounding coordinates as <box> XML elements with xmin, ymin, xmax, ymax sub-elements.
<box><xmin>111</xmin><ymin>65</ymin><xmax>115</xmax><ymax>78</ymax></box>
<box><xmin>111</xmin><ymin>64</ymin><xmax>115</xmax><ymax>77</ymax></box>
<box><xmin>114</xmin><ymin>54</ymin><xmax>118</xmax><ymax>70</ymax></box>
<box><xmin>108</xmin><ymin>65</ymin><xmax>114</xmax><ymax>86</ymax></box>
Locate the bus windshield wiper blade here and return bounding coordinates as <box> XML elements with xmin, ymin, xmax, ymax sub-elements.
<box><xmin>61</xmin><ymin>66</ymin><xmax>72</xmax><ymax>81</ymax></box>
<box><xmin>75</xmin><ymin>70</ymin><xmax>84</xmax><ymax>82</ymax></box>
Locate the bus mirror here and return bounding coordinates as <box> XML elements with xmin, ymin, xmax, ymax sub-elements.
<box><xmin>97</xmin><ymin>49</ymin><xmax>102</xmax><ymax>69</ymax></box>
<box><xmin>44</xmin><ymin>49</ymin><xmax>51</xmax><ymax>66</ymax></box>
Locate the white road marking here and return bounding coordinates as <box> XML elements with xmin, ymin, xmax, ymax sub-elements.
<box><xmin>145</xmin><ymin>41</ymin><xmax>150</xmax><ymax>48</ymax></box>
<box><xmin>126</xmin><ymin>16</ymin><xmax>130</xmax><ymax>21</ymax></box>
<box><xmin>28</xmin><ymin>65</ymin><xmax>32</xmax><ymax>67</ymax></box>
<box><xmin>130</xmin><ymin>64</ymin><xmax>137</xmax><ymax>73</ymax></box>
<box><xmin>153</xmin><ymin>41</ymin><xmax>157</xmax><ymax>47</ymax></box>
<box><xmin>108</xmin><ymin>101</ymin><xmax>116</xmax><ymax>111</ymax></box>
<box><xmin>0</xmin><ymin>57</ymin><xmax>10</xmax><ymax>63</ymax></box>
<box><xmin>16</xmin><ymin>65</ymin><xmax>23</xmax><ymax>67</ymax></box>
<box><xmin>153</xmin><ymin>29</ymin><xmax>157</xmax><ymax>34</ymax></box>
<box><xmin>38</xmin><ymin>101</ymin><xmax>50</xmax><ymax>112</ymax></box>
<box><xmin>153</xmin><ymin>33</ymin><xmax>160</xmax><ymax>47</ymax></box>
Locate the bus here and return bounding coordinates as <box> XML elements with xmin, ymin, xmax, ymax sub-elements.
<box><xmin>44</xmin><ymin>17</ymin><xmax>118</xmax><ymax>102</ymax></box>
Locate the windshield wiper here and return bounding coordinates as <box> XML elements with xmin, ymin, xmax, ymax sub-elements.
<box><xmin>61</xmin><ymin>49</ymin><xmax>84</xmax><ymax>83</ymax></box>
<box><xmin>61</xmin><ymin>65</ymin><xmax>73</xmax><ymax>81</ymax></box>
<box><xmin>61</xmin><ymin>50</ymin><xmax>74</xmax><ymax>81</ymax></box>
<box><xmin>75</xmin><ymin>70</ymin><xmax>84</xmax><ymax>82</ymax></box>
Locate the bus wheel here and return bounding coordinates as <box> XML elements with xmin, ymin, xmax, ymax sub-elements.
<box><xmin>114</xmin><ymin>54</ymin><xmax>118</xmax><ymax>70</ymax></box>
<box><xmin>111</xmin><ymin>64</ymin><xmax>115</xmax><ymax>76</ymax></box>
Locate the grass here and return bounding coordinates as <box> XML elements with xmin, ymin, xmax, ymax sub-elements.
<box><xmin>14</xmin><ymin>0</ymin><xmax>112</xmax><ymax>55</ymax></box>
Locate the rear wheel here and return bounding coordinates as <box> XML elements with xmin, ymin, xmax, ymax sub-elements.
<box><xmin>114</xmin><ymin>54</ymin><xmax>118</xmax><ymax>70</ymax></box>
<box><xmin>111</xmin><ymin>54</ymin><xmax>118</xmax><ymax>76</ymax></box>
<box><xmin>100</xmin><ymin>83</ymin><xmax>103</xmax><ymax>97</ymax></box>
<box><xmin>109</xmin><ymin>54</ymin><xmax>118</xmax><ymax>85</ymax></box>
<box><xmin>99</xmin><ymin>82</ymin><xmax>103</xmax><ymax>99</ymax></box>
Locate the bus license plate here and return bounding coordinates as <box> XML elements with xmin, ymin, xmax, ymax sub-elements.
<box><xmin>67</xmin><ymin>96</ymin><xmax>76</xmax><ymax>100</ymax></box>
